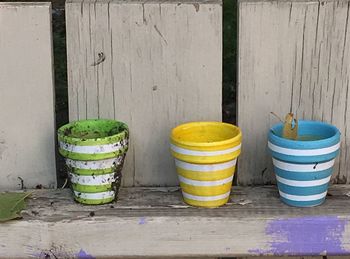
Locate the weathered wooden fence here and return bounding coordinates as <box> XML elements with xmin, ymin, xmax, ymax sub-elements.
<box><xmin>2</xmin><ymin>0</ymin><xmax>350</xmax><ymax>189</ymax></box>
<box><xmin>1</xmin><ymin>1</ymin><xmax>350</xmax><ymax>259</ymax></box>
<box><xmin>238</xmin><ymin>0</ymin><xmax>350</xmax><ymax>185</ymax></box>
<box><xmin>0</xmin><ymin>3</ymin><xmax>56</xmax><ymax>189</ymax></box>
<box><xmin>66</xmin><ymin>0</ymin><xmax>222</xmax><ymax>186</ymax></box>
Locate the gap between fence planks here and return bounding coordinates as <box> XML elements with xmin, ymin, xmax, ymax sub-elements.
<box><xmin>238</xmin><ymin>0</ymin><xmax>350</xmax><ymax>185</ymax></box>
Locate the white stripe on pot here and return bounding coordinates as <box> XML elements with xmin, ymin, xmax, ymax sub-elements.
<box><xmin>272</xmin><ymin>158</ymin><xmax>335</xmax><ymax>172</ymax></box>
<box><xmin>279</xmin><ymin>190</ymin><xmax>327</xmax><ymax>201</ymax></box>
<box><xmin>175</xmin><ymin>159</ymin><xmax>236</xmax><ymax>172</ymax></box>
<box><xmin>73</xmin><ymin>190</ymin><xmax>115</xmax><ymax>200</ymax></box>
<box><xmin>178</xmin><ymin>175</ymin><xmax>233</xmax><ymax>186</ymax></box>
<box><xmin>66</xmin><ymin>157</ymin><xmax>124</xmax><ymax>170</ymax></box>
<box><xmin>276</xmin><ymin>175</ymin><xmax>331</xmax><ymax>187</ymax></box>
<box><xmin>182</xmin><ymin>191</ymin><xmax>230</xmax><ymax>201</ymax></box>
<box><xmin>268</xmin><ymin>142</ymin><xmax>340</xmax><ymax>156</ymax></box>
<box><xmin>170</xmin><ymin>144</ymin><xmax>241</xmax><ymax>157</ymax></box>
<box><xmin>59</xmin><ymin>139</ymin><xmax>127</xmax><ymax>154</ymax></box>
<box><xmin>70</xmin><ymin>172</ymin><xmax>116</xmax><ymax>185</ymax></box>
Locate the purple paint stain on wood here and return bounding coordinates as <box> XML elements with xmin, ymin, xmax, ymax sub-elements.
<box><xmin>250</xmin><ymin>216</ymin><xmax>349</xmax><ymax>256</ymax></box>
<box><xmin>77</xmin><ymin>249</ymin><xmax>95</xmax><ymax>259</ymax></box>
<box><xmin>139</xmin><ymin>217</ymin><xmax>146</xmax><ymax>225</ymax></box>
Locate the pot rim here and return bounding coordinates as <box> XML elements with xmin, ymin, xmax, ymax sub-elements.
<box><xmin>269</xmin><ymin>120</ymin><xmax>340</xmax><ymax>149</ymax></box>
<box><xmin>57</xmin><ymin>119</ymin><xmax>129</xmax><ymax>145</ymax></box>
<box><xmin>171</xmin><ymin>121</ymin><xmax>242</xmax><ymax>148</ymax></box>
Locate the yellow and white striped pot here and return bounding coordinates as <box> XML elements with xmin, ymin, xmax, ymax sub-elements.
<box><xmin>170</xmin><ymin>122</ymin><xmax>242</xmax><ymax>208</ymax></box>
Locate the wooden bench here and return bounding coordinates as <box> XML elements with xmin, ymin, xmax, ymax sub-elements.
<box><xmin>2</xmin><ymin>1</ymin><xmax>350</xmax><ymax>258</ymax></box>
<box><xmin>1</xmin><ymin>186</ymin><xmax>349</xmax><ymax>258</ymax></box>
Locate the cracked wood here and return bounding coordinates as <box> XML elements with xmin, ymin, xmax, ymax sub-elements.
<box><xmin>0</xmin><ymin>3</ymin><xmax>56</xmax><ymax>189</ymax></box>
<box><xmin>1</xmin><ymin>186</ymin><xmax>350</xmax><ymax>258</ymax></box>
<box><xmin>66</xmin><ymin>0</ymin><xmax>222</xmax><ymax>187</ymax></box>
<box><xmin>238</xmin><ymin>0</ymin><xmax>350</xmax><ymax>185</ymax></box>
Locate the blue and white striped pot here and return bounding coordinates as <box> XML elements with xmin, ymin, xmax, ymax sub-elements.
<box><xmin>268</xmin><ymin>120</ymin><xmax>340</xmax><ymax>207</ymax></box>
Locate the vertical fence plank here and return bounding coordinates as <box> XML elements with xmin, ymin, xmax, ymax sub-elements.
<box><xmin>238</xmin><ymin>0</ymin><xmax>350</xmax><ymax>185</ymax></box>
<box><xmin>0</xmin><ymin>3</ymin><xmax>56</xmax><ymax>189</ymax></box>
<box><xmin>66</xmin><ymin>0</ymin><xmax>222</xmax><ymax>186</ymax></box>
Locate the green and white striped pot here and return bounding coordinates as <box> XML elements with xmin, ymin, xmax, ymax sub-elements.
<box><xmin>57</xmin><ymin>119</ymin><xmax>129</xmax><ymax>205</ymax></box>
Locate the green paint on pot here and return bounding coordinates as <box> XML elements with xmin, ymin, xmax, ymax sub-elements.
<box><xmin>71</xmin><ymin>183</ymin><xmax>113</xmax><ymax>193</ymax></box>
<box><xmin>57</xmin><ymin>119</ymin><xmax>129</xmax><ymax>146</ymax></box>
<box><xmin>73</xmin><ymin>196</ymin><xmax>115</xmax><ymax>205</ymax></box>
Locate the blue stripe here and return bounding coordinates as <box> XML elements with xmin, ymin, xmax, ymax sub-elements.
<box><xmin>274</xmin><ymin>167</ymin><xmax>333</xmax><ymax>181</ymax></box>
<box><xmin>269</xmin><ymin>120</ymin><xmax>340</xmax><ymax>150</ymax></box>
<box><xmin>277</xmin><ymin>182</ymin><xmax>329</xmax><ymax>196</ymax></box>
<box><xmin>269</xmin><ymin>120</ymin><xmax>340</xmax><ymax>207</ymax></box>
<box><xmin>280</xmin><ymin>197</ymin><xmax>326</xmax><ymax>207</ymax></box>
<box><xmin>270</xmin><ymin>150</ymin><xmax>339</xmax><ymax>163</ymax></box>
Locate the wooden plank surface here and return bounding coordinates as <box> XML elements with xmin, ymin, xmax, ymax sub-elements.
<box><xmin>238</xmin><ymin>257</ymin><xmax>345</xmax><ymax>259</ymax></box>
<box><xmin>0</xmin><ymin>3</ymin><xmax>56</xmax><ymax>190</ymax></box>
<box><xmin>237</xmin><ymin>0</ymin><xmax>350</xmax><ymax>185</ymax></box>
<box><xmin>239</xmin><ymin>257</ymin><xmax>345</xmax><ymax>259</ymax></box>
<box><xmin>1</xmin><ymin>185</ymin><xmax>350</xmax><ymax>258</ymax></box>
<box><xmin>65</xmin><ymin>0</ymin><xmax>222</xmax><ymax>187</ymax></box>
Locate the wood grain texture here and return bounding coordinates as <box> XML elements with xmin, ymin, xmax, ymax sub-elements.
<box><xmin>0</xmin><ymin>3</ymin><xmax>56</xmax><ymax>190</ymax></box>
<box><xmin>1</xmin><ymin>185</ymin><xmax>350</xmax><ymax>258</ymax></box>
<box><xmin>66</xmin><ymin>0</ymin><xmax>222</xmax><ymax>187</ymax></box>
<box><xmin>238</xmin><ymin>0</ymin><xmax>350</xmax><ymax>185</ymax></box>
<box><xmin>238</xmin><ymin>257</ymin><xmax>345</xmax><ymax>259</ymax></box>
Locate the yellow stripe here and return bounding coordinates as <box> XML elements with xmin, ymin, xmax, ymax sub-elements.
<box><xmin>183</xmin><ymin>197</ymin><xmax>230</xmax><ymax>208</ymax></box>
<box><xmin>180</xmin><ymin>181</ymin><xmax>233</xmax><ymax>196</ymax></box>
<box><xmin>176</xmin><ymin>165</ymin><xmax>235</xmax><ymax>181</ymax></box>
